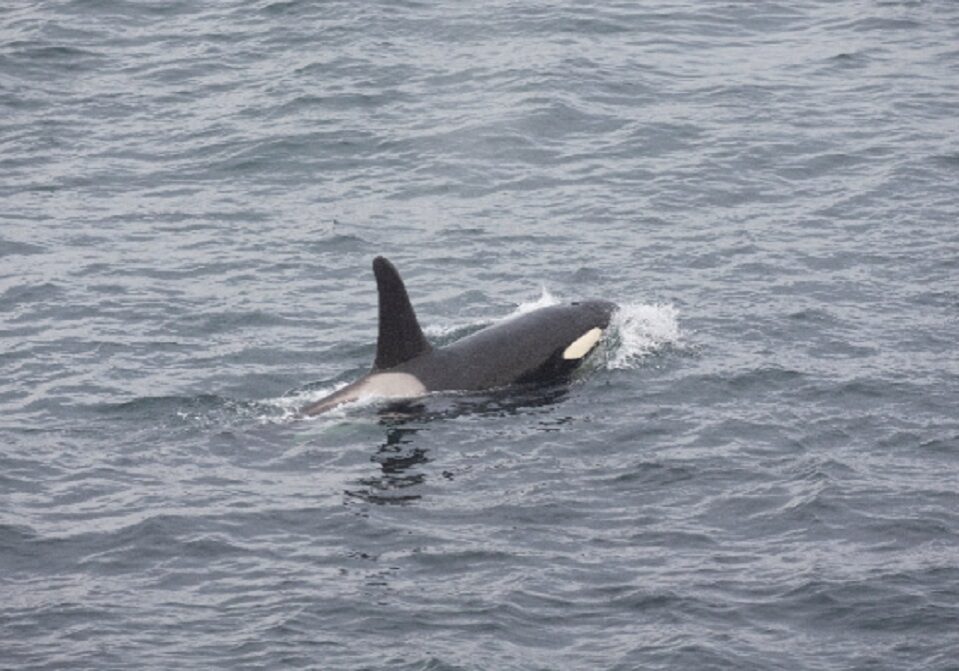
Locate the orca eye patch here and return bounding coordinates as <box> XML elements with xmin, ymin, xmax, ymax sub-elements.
<box><xmin>562</xmin><ymin>328</ymin><xmax>603</xmax><ymax>360</ymax></box>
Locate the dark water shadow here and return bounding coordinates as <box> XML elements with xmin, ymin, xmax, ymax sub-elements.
<box><xmin>344</xmin><ymin>382</ymin><xmax>571</xmax><ymax>506</ymax></box>
<box><xmin>344</xmin><ymin>425</ymin><xmax>428</xmax><ymax>506</ymax></box>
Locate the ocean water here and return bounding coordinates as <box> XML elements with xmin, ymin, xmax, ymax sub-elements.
<box><xmin>2</xmin><ymin>0</ymin><xmax>958</xmax><ymax>668</ymax></box>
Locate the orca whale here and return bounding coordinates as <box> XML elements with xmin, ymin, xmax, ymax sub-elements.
<box><xmin>301</xmin><ymin>257</ymin><xmax>616</xmax><ymax>416</ymax></box>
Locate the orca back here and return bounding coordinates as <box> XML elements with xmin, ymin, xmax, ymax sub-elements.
<box><xmin>398</xmin><ymin>300</ymin><xmax>615</xmax><ymax>391</ymax></box>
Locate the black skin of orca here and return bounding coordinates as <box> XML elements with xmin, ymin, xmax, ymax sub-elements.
<box><xmin>301</xmin><ymin>257</ymin><xmax>616</xmax><ymax>415</ymax></box>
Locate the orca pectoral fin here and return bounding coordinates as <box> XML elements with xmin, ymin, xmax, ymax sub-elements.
<box><xmin>372</xmin><ymin>256</ymin><xmax>432</xmax><ymax>370</ymax></box>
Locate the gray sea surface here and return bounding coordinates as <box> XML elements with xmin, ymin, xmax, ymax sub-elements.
<box><xmin>2</xmin><ymin>1</ymin><xmax>959</xmax><ymax>669</ymax></box>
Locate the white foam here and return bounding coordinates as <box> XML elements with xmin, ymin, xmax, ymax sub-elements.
<box><xmin>424</xmin><ymin>321</ymin><xmax>471</xmax><ymax>338</ymax></box>
<box><xmin>258</xmin><ymin>382</ymin><xmax>351</xmax><ymax>422</ymax></box>
<box><xmin>511</xmin><ymin>286</ymin><xmax>560</xmax><ymax>317</ymax></box>
<box><xmin>605</xmin><ymin>302</ymin><xmax>682</xmax><ymax>369</ymax></box>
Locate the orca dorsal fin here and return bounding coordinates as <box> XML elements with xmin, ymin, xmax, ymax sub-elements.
<box><xmin>372</xmin><ymin>256</ymin><xmax>432</xmax><ymax>370</ymax></box>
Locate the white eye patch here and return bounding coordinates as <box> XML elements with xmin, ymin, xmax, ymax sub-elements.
<box><xmin>562</xmin><ymin>327</ymin><xmax>603</xmax><ymax>360</ymax></box>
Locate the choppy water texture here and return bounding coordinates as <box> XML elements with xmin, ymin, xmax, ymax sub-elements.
<box><xmin>3</xmin><ymin>1</ymin><xmax>959</xmax><ymax>668</ymax></box>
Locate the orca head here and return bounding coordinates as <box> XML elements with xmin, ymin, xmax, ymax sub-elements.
<box><xmin>511</xmin><ymin>300</ymin><xmax>616</xmax><ymax>387</ymax></box>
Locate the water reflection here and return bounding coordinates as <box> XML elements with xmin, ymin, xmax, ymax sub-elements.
<box><xmin>346</xmin><ymin>425</ymin><xmax>427</xmax><ymax>505</ymax></box>
<box><xmin>345</xmin><ymin>382</ymin><xmax>573</xmax><ymax>505</ymax></box>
